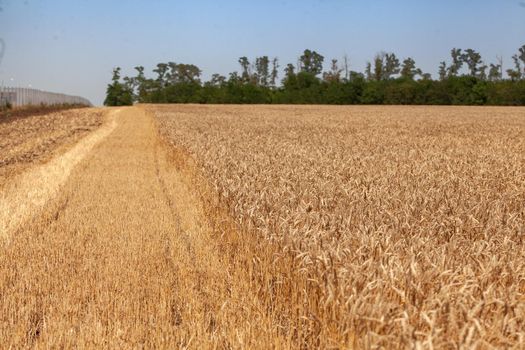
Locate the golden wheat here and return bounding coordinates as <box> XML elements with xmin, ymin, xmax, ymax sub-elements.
<box><xmin>153</xmin><ymin>104</ymin><xmax>525</xmax><ymax>349</ymax></box>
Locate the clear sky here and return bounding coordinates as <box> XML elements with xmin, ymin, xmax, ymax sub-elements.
<box><xmin>1</xmin><ymin>0</ymin><xmax>524</xmax><ymax>105</ymax></box>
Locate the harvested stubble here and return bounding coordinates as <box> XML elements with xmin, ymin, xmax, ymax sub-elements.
<box><xmin>0</xmin><ymin>108</ymin><xmax>287</xmax><ymax>349</ymax></box>
<box><xmin>153</xmin><ymin>104</ymin><xmax>525</xmax><ymax>349</ymax></box>
<box><xmin>0</xmin><ymin>108</ymin><xmax>104</xmax><ymax>188</ymax></box>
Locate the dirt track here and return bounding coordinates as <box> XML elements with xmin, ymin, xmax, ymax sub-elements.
<box><xmin>0</xmin><ymin>107</ymin><xmax>279</xmax><ymax>348</ymax></box>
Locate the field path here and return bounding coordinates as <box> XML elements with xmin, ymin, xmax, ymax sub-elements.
<box><xmin>0</xmin><ymin>107</ymin><xmax>279</xmax><ymax>348</ymax></box>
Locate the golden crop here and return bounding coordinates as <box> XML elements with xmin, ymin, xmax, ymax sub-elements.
<box><xmin>1</xmin><ymin>105</ymin><xmax>524</xmax><ymax>348</ymax></box>
<box><xmin>154</xmin><ymin>104</ymin><xmax>525</xmax><ymax>349</ymax></box>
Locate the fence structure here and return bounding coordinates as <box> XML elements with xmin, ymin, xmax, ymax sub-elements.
<box><xmin>0</xmin><ymin>86</ymin><xmax>91</xmax><ymax>107</ymax></box>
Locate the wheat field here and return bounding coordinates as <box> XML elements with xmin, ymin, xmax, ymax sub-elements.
<box><xmin>153</xmin><ymin>105</ymin><xmax>525</xmax><ymax>349</ymax></box>
<box><xmin>0</xmin><ymin>105</ymin><xmax>524</xmax><ymax>349</ymax></box>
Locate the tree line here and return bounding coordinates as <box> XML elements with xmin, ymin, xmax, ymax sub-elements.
<box><xmin>104</xmin><ymin>46</ymin><xmax>525</xmax><ymax>106</ymax></box>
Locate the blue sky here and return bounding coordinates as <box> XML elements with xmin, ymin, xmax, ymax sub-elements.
<box><xmin>1</xmin><ymin>0</ymin><xmax>524</xmax><ymax>105</ymax></box>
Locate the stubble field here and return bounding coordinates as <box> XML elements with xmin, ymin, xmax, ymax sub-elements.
<box><xmin>153</xmin><ymin>105</ymin><xmax>525</xmax><ymax>349</ymax></box>
<box><xmin>0</xmin><ymin>108</ymin><xmax>104</xmax><ymax>188</ymax></box>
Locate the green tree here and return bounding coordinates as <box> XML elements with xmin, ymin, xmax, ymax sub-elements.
<box><xmin>488</xmin><ymin>63</ymin><xmax>502</xmax><ymax>81</ymax></box>
<box><xmin>383</xmin><ymin>53</ymin><xmax>400</xmax><ymax>79</ymax></box>
<box><xmin>323</xmin><ymin>59</ymin><xmax>343</xmax><ymax>83</ymax></box>
<box><xmin>270</xmin><ymin>57</ymin><xmax>279</xmax><ymax>88</ymax></box>
<box><xmin>519</xmin><ymin>45</ymin><xmax>525</xmax><ymax>78</ymax></box>
<box><xmin>133</xmin><ymin>66</ymin><xmax>149</xmax><ymax>102</ymax></box>
<box><xmin>448</xmin><ymin>48</ymin><xmax>463</xmax><ymax>77</ymax></box>
<box><xmin>461</xmin><ymin>49</ymin><xmax>484</xmax><ymax>78</ymax></box>
<box><xmin>438</xmin><ymin>62</ymin><xmax>448</xmax><ymax>81</ymax></box>
<box><xmin>507</xmin><ymin>54</ymin><xmax>522</xmax><ymax>81</ymax></box>
<box><xmin>169</xmin><ymin>63</ymin><xmax>202</xmax><ymax>83</ymax></box>
<box><xmin>238</xmin><ymin>57</ymin><xmax>251</xmax><ymax>83</ymax></box>
<box><xmin>401</xmin><ymin>57</ymin><xmax>418</xmax><ymax>80</ymax></box>
<box><xmin>283</xmin><ymin>64</ymin><xmax>297</xmax><ymax>86</ymax></box>
<box><xmin>153</xmin><ymin>63</ymin><xmax>169</xmax><ymax>87</ymax></box>
<box><xmin>299</xmin><ymin>49</ymin><xmax>324</xmax><ymax>76</ymax></box>
<box><xmin>370</xmin><ymin>52</ymin><xmax>400</xmax><ymax>80</ymax></box>
<box><xmin>255</xmin><ymin>56</ymin><xmax>270</xmax><ymax>86</ymax></box>
<box><xmin>104</xmin><ymin>67</ymin><xmax>133</xmax><ymax>106</ymax></box>
<box><xmin>209</xmin><ymin>74</ymin><xmax>226</xmax><ymax>87</ymax></box>
<box><xmin>365</xmin><ymin>62</ymin><xmax>373</xmax><ymax>81</ymax></box>
<box><xmin>372</xmin><ymin>53</ymin><xmax>384</xmax><ymax>81</ymax></box>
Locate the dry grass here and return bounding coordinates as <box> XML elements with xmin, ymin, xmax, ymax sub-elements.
<box><xmin>152</xmin><ymin>104</ymin><xmax>525</xmax><ymax>349</ymax></box>
<box><xmin>0</xmin><ymin>108</ymin><xmax>104</xmax><ymax>188</ymax></box>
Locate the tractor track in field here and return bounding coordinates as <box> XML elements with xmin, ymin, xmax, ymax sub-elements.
<box><xmin>0</xmin><ymin>107</ymin><xmax>282</xmax><ymax>348</ymax></box>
